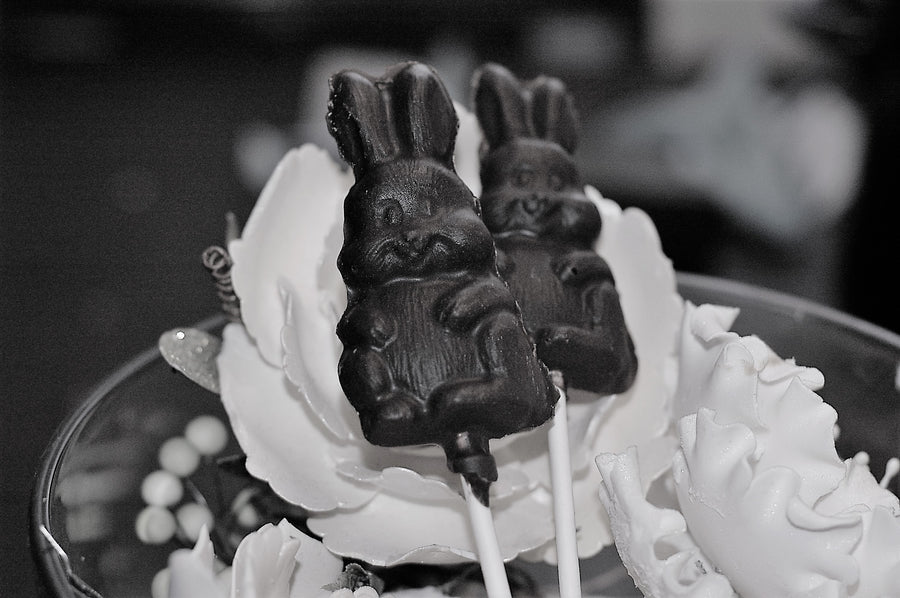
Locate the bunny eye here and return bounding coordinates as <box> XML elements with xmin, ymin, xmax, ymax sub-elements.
<box><xmin>548</xmin><ymin>171</ymin><xmax>564</xmax><ymax>191</ymax></box>
<box><xmin>377</xmin><ymin>198</ymin><xmax>403</xmax><ymax>226</ymax></box>
<box><xmin>512</xmin><ymin>165</ymin><xmax>534</xmax><ymax>187</ymax></box>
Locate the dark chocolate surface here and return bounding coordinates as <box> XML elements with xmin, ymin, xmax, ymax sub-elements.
<box><xmin>473</xmin><ymin>62</ymin><xmax>638</xmax><ymax>395</ymax></box>
<box><xmin>328</xmin><ymin>62</ymin><xmax>556</xmax><ymax>504</ymax></box>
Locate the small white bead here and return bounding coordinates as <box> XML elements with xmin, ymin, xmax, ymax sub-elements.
<box><xmin>158</xmin><ymin>437</ymin><xmax>201</xmax><ymax>477</ymax></box>
<box><xmin>235</xmin><ymin>502</ymin><xmax>260</xmax><ymax>529</ymax></box>
<box><xmin>150</xmin><ymin>567</ymin><xmax>170</xmax><ymax>598</ymax></box>
<box><xmin>135</xmin><ymin>506</ymin><xmax>177</xmax><ymax>544</ymax></box>
<box><xmin>354</xmin><ymin>587</ymin><xmax>379</xmax><ymax>598</ymax></box>
<box><xmin>176</xmin><ymin>502</ymin><xmax>214</xmax><ymax>543</ymax></box>
<box><xmin>141</xmin><ymin>470</ymin><xmax>183</xmax><ymax>507</ymax></box>
<box><xmin>229</xmin><ymin>487</ymin><xmax>262</xmax><ymax>529</ymax></box>
<box><xmin>185</xmin><ymin>415</ymin><xmax>229</xmax><ymax>456</ymax></box>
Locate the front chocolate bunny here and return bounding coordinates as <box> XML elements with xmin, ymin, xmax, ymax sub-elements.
<box><xmin>328</xmin><ymin>62</ymin><xmax>556</xmax><ymax>502</ymax></box>
<box><xmin>473</xmin><ymin>63</ymin><xmax>638</xmax><ymax>395</ymax></box>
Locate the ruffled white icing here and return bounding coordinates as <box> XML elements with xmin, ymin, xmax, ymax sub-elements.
<box><xmin>598</xmin><ymin>303</ymin><xmax>900</xmax><ymax>597</ymax></box>
<box><xmin>218</xmin><ymin>104</ymin><xmax>683</xmax><ymax>566</ymax></box>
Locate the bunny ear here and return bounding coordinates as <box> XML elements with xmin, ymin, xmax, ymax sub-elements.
<box><xmin>472</xmin><ymin>63</ymin><xmax>532</xmax><ymax>149</ymax></box>
<box><xmin>327</xmin><ymin>70</ymin><xmax>396</xmax><ymax>178</ymax></box>
<box><xmin>391</xmin><ymin>62</ymin><xmax>458</xmax><ymax>167</ymax></box>
<box><xmin>529</xmin><ymin>76</ymin><xmax>579</xmax><ymax>154</ymax></box>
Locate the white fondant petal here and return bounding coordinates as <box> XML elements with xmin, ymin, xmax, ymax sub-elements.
<box><xmin>850</xmin><ymin>506</ymin><xmax>900</xmax><ymax>596</ymax></box>
<box><xmin>596</xmin><ymin>449</ymin><xmax>735</xmax><ymax>598</ymax></box>
<box><xmin>818</xmin><ymin>458</ymin><xmax>900</xmax><ymax>517</ymax></box>
<box><xmin>167</xmin><ymin>527</ymin><xmax>223</xmax><ymax>598</ymax></box>
<box><xmin>453</xmin><ymin>101</ymin><xmax>483</xmax><ymax>197</ymax></box>
<box><xmin>229</xmin><ymin>144</ymin><xmax>352</xmax><ymax>366</ymax></box>
<box><xmin>231</xmin><ymin>522</ymin><xmax>301</xmax><ymax>597</ymax></box>
<box><xmin>281</xmin><ymin>281</ymin><xmax>358</xmax><ymax>441</ymax></box>
<box><xmin>217</xmin><ymin>323</ymin><xmax>372</xmax><ymax>511</ymax></box>
<box><xmin>587</xmin><ymin>186</ymin><xmax>683</xmax><ymax>482</ymax></box>
<box><xmin>756</xmin><ymin>377</ymin><xmax>844</xmax><ymax>504</ymax></box>
<box><xmin>333</xmin><ymin>465</ymin><xmax>462</xmax><ymax>502</ymax></box>
<box><xmin>277</xmin><ymin>519</ymin><xmax>345</xmax><ymax>598</ymax></box>
<box><xmin>662</xmin><ymin>304</ymin><xmax>900</xmax><ymax>598</ymax></box>
<box><xmin>308</xmin><ymin>488</ymin><xmax>555</xmax><ymax>566</ymax></box>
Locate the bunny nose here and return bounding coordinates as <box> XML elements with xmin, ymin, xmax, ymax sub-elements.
<box><xmin>403</xmin><ymin>230</ymin><xmax>428</xmax><ymax>252</ymax></box>
<box><xmin>522</xmin><ymin>196</ymin><xmax>546</xmax><ymax>215</ymax></box>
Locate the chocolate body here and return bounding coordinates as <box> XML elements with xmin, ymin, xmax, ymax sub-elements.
<box><xmin>328</xmin><ymin>62</ymin><xmax>557</xmax><ymax>503</ymax></box>
<box><xmin>474</xmin><ymin>63</ymin><xmax>638</xmax><ymax>395</ymax></box>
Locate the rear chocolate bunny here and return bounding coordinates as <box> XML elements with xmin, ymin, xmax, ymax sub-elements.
<box><xmin>472</xmin><ymin>63</ymin><xmax>638</xmax><ymax>395</ymax></box>
<box><xmin>328</xmin><ymin>62</ymin><xmax>556</xmax><ymax>502</ymax></box>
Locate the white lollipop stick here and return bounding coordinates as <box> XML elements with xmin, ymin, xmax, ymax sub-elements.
<box><xmin>461</xmin><ymin>475</ymin><xmax>513</xmax><ymax>598</ymax></box>
<box><xmin>548</xmin><ymin>372</ymin><xmax>582</xmax><ymax>598</ymax></box>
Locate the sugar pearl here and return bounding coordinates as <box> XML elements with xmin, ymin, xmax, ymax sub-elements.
<box><xmin>151</xmin><ymin>567</ymin><xmax>170</xmax><ymax>598</ymax></box>
<box><xmin>158</xmin><ymin>436</ymin><xmax>201</xmax><ymax>477</ymax></box>
<box><xmin>141</xmin><ymin>470</ymin><xmax>183</xmax><ymax>507</ymax></box>
<box><xmin>176</xmin><ymin>502</ymin><xmax>214</xmax><ymax>543</ymax></box>
<box><xmin>235</xmin><ymin>502</ymin><xmax>261</xmax><ymax>529</ymax></box>
<box><xmin>354</xmin><ymin>587</ymin><xmax>379</xmax><ymax>598</ymax></box>
<box><xmin>135</xmin><ymin>506</ymin><xmax>177</xmax><ymax>544</ymax></box>
<box><xmin>230</xmin><ymin>487</ymin><xmax>262</xmax><ymax>529</ymax></box>
<box><xmin>185</xmin><ymin>415</ymin><xmax>229</xmax><ymax>455</ymax></box>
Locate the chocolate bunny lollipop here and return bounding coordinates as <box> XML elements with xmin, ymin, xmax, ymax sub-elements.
<box><xmin>473</xmin><ymin>63</ymin><xmax>638</xmax><ymax>395</ymax></box>
<box><xmin>328</xmin><ymin>62</ymin><xmax>556</xmax><ymax>504</ymax></box>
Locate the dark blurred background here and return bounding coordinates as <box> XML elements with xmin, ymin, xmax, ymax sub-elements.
<box><xmin>2</xmin><ymin>0</ymin><xmax>897</xmax><ymax>594</ymax></box>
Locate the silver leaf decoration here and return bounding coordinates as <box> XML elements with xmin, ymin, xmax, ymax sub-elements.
<box><xmin>158</xmin><ymin>328</ymin><xmax>222</xmax><ymax>394</ymax></box>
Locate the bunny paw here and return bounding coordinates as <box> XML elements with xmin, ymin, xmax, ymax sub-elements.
<box><xmin>436</xmin><ymin>278</ymin><xmax>515</xmax><ymax>330</ymax></box>
<box><xmin>373</xmin><ymin>390</ymin><xmax>423</xmax><ymax>423</ymax></box>
<box><xmin>552</xmin><ymin>251</ymin><xmax>612</xmax><ymax>285</ymax></box>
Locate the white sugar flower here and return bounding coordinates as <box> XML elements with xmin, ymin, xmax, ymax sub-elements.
<box><xmin>162</xmin><ymin>520</ymin><xmax>343</xmax><ymax>598</ymax></box>
<box><xmin>161</xmin><ymin>519</ymin><xmax>457</xmax><ymax>598</ymax></box>
<box><xmin>219</xmin><ymin>104</ymin><xmax>682</xmax><ymax>566</ymax></box>
<box><xmin>598</xmin><ymin>303</ymin><xmax>900</xmax><ymax>597</ymax></box>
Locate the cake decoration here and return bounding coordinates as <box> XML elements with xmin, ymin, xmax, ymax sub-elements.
<box><xmin>160</xmin><ymin>519</ymin><xmax>347</xmax><ymax>598</ymax></box>
<box><xmin>327</xmin><ymin>61</ymin><xmax>561</xmax><ymax>597</ymax></box>
<box><xmin>165</xmin><ymin>58</ymin><xmax>900</xmax><ymax>597</ymax></box>
<box><xmin>133</xmin><ymin>58</ymin><xmax>900</xmax><ymax>598</ymax></box>
<box><xmin>203</xmin><ymin>92</ymin><xmax>677</xmax><ymax>571</ymax></box>
<box><xmin>472</xmin><ymin>62</ymin><xmax>637</xmax><ymax>396</ymax></box>
<box><xmin>471</xmin><ymin>62</ymin><xmax>641</xmax><ymax>598</ymax></box>
<box><xmin>597</xmin><ymin>303</ymin><xmax>900</xmax><ymax>597</ymax></box>
<box><xmin>158</xmin><ymin>328</ymin><xmax>222</xmax><ymax>394</ymax></box>
<box><xmin>201</xmin><ymin>243</ymin><xmax>241</xmax><ymax>323</ymax></box>
<box><xmin>326</xmin><ymin>61</ymin><xmax>557</xmax><ymax>506</ymax></box>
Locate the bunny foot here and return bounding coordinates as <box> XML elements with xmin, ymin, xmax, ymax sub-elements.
<box><xmin>428</xmin><ymin>377</ymin><xmax>538</xmax><ymax>437</ymax></box>
<box><xmin>535</xmin><ymin>325</ymin><xmax>636</xmax><ymax>394</ymax></box>
<box><xmin>360</xmin><ymin>389</ymin><xmax>425</xmax><ymax>446</ymax></box>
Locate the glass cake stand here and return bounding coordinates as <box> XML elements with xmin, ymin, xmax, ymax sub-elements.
<box><xmin>31</xmin><ymin>273</ymin><xmax>900</xmax><ymax>598</ymax></box>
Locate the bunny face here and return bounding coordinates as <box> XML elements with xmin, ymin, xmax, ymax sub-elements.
<box><xmin>338</xmin><ymin>159</ymin><xmax>496</xmax><ymax>288</ymax></box>
<box><xmin>479</xmin><ymin>138</ymin><xmax>601</xmax><ymax>248</ymax></box>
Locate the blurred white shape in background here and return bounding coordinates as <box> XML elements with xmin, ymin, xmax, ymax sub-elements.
<box><xmin>580</xmin><ymin>0</ymin><xmax>867</xmax><ymax>307</ymax></box>
<box><xmin>645</xmin><ymin>0</ymin><xmax>824</xmax><ymax>74</ymax></box>
<box><xmin>526</xmin><ymin>9</ymin><xmax>632</xmax><ymax>75</ymax></box>
<box><xmin>598</xmin><ymin>49</ymin><xmax>865</xmax><ymax>241</ymax></box>
<box><xmin>588</xmin><ymin>0</ymin><xmax>867</xmax><ymax>243</ymax></box>
<box><xmin>646</xmin><ymin>0</ymin><xmax>866</xmax><ymax>239</ymax></box>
